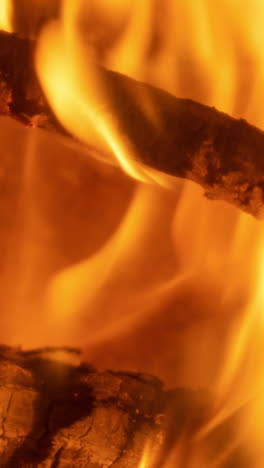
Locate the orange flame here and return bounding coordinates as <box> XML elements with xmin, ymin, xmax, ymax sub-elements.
<box><xmin>34</xmin><ymin>0</ymin><xmax>264</xmax><ymax>394</ymax></box>
<box><xmin>138</xmin><ymin>445</ymin><xmax>151</xmax><ymax>468</ymax></box>
<box><xmin>35</xmin><ymin>1</ymin><xmax>154</xmax><ymax>183</ymax></box>
<box><xmin>2</xmin><ymin>1</ymin><xmax>264</xmax><ymax>465</ymax></box>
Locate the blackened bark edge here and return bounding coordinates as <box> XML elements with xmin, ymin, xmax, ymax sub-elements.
<box><xmin>0</xmin><ymin>345</ymin><xmax>207</xmax><ymax>467</ymax></box>
<box><xmin>1</xmin><ymin>30</ymin><xmax>264</xmax><ymax>217</ymax></box>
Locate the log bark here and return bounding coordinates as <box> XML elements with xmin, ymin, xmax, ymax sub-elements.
<box><xmin>0</xmin><ymin>345</ymin><xmax>255</xmax><ymax>468</ymax></box>
<box><xmin>0</xmin><ymin>345</ymin><xmax>212</xmax><ymax>468</ymax></box>
<box><xmin>1</xmin><ymin>30</ymin><xmax>264</xmax><ymax>217</ymax></box>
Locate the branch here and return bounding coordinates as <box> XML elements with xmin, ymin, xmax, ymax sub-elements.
<box><xmin>1</xmin><ymin>30</ymin><xmax>264</xmax><ymax>217</ymax></box>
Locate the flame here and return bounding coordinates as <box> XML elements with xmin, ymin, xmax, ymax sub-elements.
<box><xmin>0</xmin><ymin>0</ymin><xmax>13</xmax><ymax>32</ymax></box>
<box><xmin>2</xmin><ymin>0</ymin><xmax>264</xmax><ymax>465</ymax></box>
<box><xmin>34</xmin><ymin>0</ymin><xmax>264</xmax><ymax>425</ymax></box>
<box><xmin>138</xmin><ymin>444</ymin><xmax>151</xmax><ymax>468</ymax></box>
<box><xmin>35</xmin><ymin>1</ymin><xmax>154</xmax><ymax>183</ymax></box>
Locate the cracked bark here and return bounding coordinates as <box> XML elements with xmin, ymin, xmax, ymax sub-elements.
<box><xmin>1</xmin><ymin>31</ymin><xmax>264</xmax><ymax>217</ymax></box>
<box><xmin>0</xmin><ymin>346</ymin><xmax>256</xmax><ymax>468</ymax></box>
<box><xmin>0</xmin><ymin>346</ymin><xmax>208</xmax><ymax>468</ymax></box>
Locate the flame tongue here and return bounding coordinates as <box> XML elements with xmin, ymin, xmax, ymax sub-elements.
<box><xmin>34</xmin><ymin>6</ymin><xmax>156</xmax><ymax>183</ymax></box>
<box><xmin>0</xmin><ymin>0</ymin><xmax>13</xmax><ymax>32</ymax></box>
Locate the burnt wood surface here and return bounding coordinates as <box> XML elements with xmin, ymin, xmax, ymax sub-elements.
<box><xmin>1</xmin><ymin>30</ymin><xmax>264</xmax><ymax>217</ymax></box>
<box><xmin>0</xmin><ymin>346</ymin><xmax>208</xmax><ymax>468</ymax></box>
<box><xmin>0</xmin><ymin>346</ymin><xmax>254</xmax><ymax>468</ymax></box>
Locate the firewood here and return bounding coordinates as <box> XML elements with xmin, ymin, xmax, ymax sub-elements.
<box><xmin>1</xmin><ymin>30</ymin><xmax>264</xmax><ymax>217</ymax></box>
<box><xmin>0</xmin><ymin>345</ymin><xmax>205</xmax><ymax>467</ymax></box>
<box><xmin>0</xmin><ymin>345</ymin><xmax>253</xmax><ymax>468</ymax></box>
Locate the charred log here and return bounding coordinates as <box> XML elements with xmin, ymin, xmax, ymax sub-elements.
<box><xmin>0</xmin><ymin>346</ymin><xmax>253</xmax><ymax>468</ymax></box>
<box><xmin>1</xmin><ymin>30</ymin><xmax>264</xmax><ymax>217</ymax></box>
<box><xmin>0</xmin><ymin>345</ymin><xmax>203</xmax><ymax>467</ymax></box>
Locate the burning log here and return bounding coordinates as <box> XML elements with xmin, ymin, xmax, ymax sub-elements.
<box><xmin>1</xmin><ymin>30</ymin><xmax>264</xmax><ymax>217</ymax></box>
<box><xmin>0</xmin><ymin>345</ymin><xmax>254</xmax><ymax>468</ymax></box>
<box><xmin>0</xmin><ymin>345</ymin><xmax>211</xmax><ymax>467</ymax></box>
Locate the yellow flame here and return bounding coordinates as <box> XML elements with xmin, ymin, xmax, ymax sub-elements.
<box><xmin>138</xmin><ymin>448</ymin><xmax>150</xmax><ymax>468</ymax></box>
<box><xmin>35</xmin><ymin>1</ymin><xmax>155</xmax><ymax>183</ymax></box>
<box><xmin>0</xmin><ymin>0</ymin><xmax>13</xmax><ymax>32</ymax></box>
<box><xmin>138</xmin><ymin>442</ymin><xmax>160</xmax><ymax>468</ymax></box>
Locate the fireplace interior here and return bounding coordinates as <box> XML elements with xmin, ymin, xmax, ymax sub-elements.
<box><xmin>1</xmin><ymin>1</ymin><xmax>264</xmax><ymax>466</ymax></box>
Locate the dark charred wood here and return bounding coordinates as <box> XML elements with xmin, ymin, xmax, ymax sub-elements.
<box><xmin>0</xmin><ymin>345</ymin><xmax>205</xmax><ymax>467</ymax></box>
<box><xmin>0</xmin><ymin>346</ymin><xmax>254</xmax><ymax>468</ymax></box>
<box><xmin>1</xmin><ymin>30</ymin><xmax>264</xmax><ymax>217</ymax></box>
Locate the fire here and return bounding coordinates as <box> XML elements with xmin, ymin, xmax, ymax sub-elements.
<box><xmin>138</xmin><ymin>444</ymin><xmax>151</xmax><ymax>468</ymax></box>
<box><xmin>35</xmin><ymin>1</ymin><xmax>153</xmax><ymax>183</ymax></box>
<box><xmin>43</xmin><ymin>183</ymin><xmax>182</xmax><ymax>346</ymax></box>
<box><xmin>2</xmin><ymin>0</ymin><xmax>264</xmax><ymax>465</ymax></box>
<box><xmin>0</xmin><ymin>0</ymin><xmax>13</xmax><ymax>32</ymax></box>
